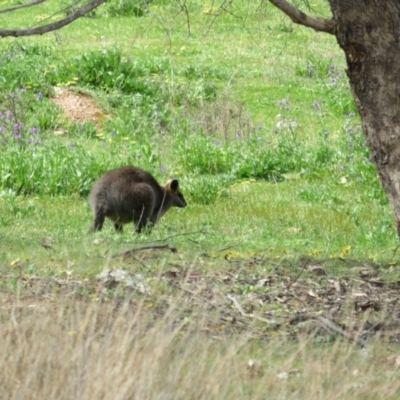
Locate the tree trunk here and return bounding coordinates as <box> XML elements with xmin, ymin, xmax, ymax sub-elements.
<box><xmin>330</xmin><ymin>1</ymin><xmax>400</xmax><ymax>236</ymax></box>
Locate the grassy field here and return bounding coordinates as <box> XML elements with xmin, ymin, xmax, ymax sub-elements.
<box><xmin>1</xmin><ymin>1</ymin><xmax>400</xmax><ymax>398</ymax></box>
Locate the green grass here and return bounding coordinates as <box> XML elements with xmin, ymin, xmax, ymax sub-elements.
<box><xmin>1</xmin><ymin>1</ymin><xmax>400</xmax><ymax>398</ymax></box>
<box><xmin>0</xmin><ymin>177</ymin><xmax>396</xmax><ymax>276</ymax></box>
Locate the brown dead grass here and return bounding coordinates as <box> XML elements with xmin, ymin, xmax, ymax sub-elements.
<box><xmin>1</xmin><ymin>295</ymin><xmax>400</xmax><ymax>400</ymax></box>
<box><xmin>2</xmin><ymin>253</ymin><xmax>400</xmax><ymax>399</ymax></box>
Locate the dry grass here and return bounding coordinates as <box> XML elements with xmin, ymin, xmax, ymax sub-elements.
<box><xmin>1</xmin><ymin>293</ymin><xmax>400</xmax><ymax>400</ymax></box>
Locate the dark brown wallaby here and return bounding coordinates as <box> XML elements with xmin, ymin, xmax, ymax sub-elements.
<box><xmin>89</xmin><ymin>166</ymin><xmax>187</xmax><ymax>233</ymax></box>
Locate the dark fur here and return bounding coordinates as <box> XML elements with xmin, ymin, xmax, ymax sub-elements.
<box><xmin>89</xmin><ymin>166</ymin><xmax>187</xmax><ymax>233</ymax></box>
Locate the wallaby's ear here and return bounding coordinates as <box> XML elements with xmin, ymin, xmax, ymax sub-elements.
<box><xmin>166</xmin><ymin>179</ymin><xmax>179</xmax><ymax>193</ymax></box>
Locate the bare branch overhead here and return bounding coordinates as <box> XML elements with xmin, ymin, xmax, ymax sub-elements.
<box><xmin>0</xmin><ymin>0</ymin><xmax>106</xmax><ymax>37</ymax></box>
<box><xmin>269</xmin><ymin>0</ymin><xmax>334</xmax><ymax>35</ymax></box>
<box><xmin>0</xmin><ymin>0</ymin><xmax>46</xmax><ymax>14</ymax></box>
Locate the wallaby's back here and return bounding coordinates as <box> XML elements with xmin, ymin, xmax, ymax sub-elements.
<box><xmin>89</xmin><ymin>166</ymin><xmax>186</xmax><ymax>233</ymax></box>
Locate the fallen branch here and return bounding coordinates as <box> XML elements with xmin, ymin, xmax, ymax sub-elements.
<box><xmin>227</xmin><ymin>295</ymin><xmax>278</xmax><ymax>325</ymax></box>
<box><xmin>226</xmin><ymin>298</ymin><xmax>367</xmax><ymax>347</ymax></box>
<box><xmin>133</xmin><ymin>257</ymin><xmax>264</xmax><ymax>334</ymax></box>
<box><xmin>113</xmin><ymin>244</ymin><xmax>177</xmax><ymax>258</ymax></box>
<box><xmin>286</xmin><ymin>258</ymin><xmax>310</xmax><ymax>289</ymax></box>
<box><xmin>150</xmin><ymin>230</ymin><xmax>207</xmax><ymax>243</ymax></box>
<box><xmin>219</xmin><ymin>241</ymin><xmax>245</xmax><ymax>252</ymax></box>
<box><xmin>284</xmin><ymin>312</ymin><xmax>366</xmax><ymax>347</ymax></box>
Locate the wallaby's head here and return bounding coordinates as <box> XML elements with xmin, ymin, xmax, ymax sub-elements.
<box><xmin>165</xmin><ymin>179</ymin><xmax>187</xmax><ymax>208</ymax></box>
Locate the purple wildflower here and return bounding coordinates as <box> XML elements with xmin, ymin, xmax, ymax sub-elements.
<box><xmin>312</xmin><ymin>100</ymin><xmax>323</xmax><ymax>110</ymax></box>
<box><xmin>14</xmin><ymin>123</ymin><xmax>23</xmax><ymax>133</ymax></box>
<box><xmin>30</xmin><ymin>127</ymin><xmax>39</xmax><ymax>135</ymax></box>
<box><xmin>276</xmin><ymin>99</ymin><xmax>290</xmax><ymax>110</ymax></box>
<box><xmin>110</xmin><ymin>131</ymin><xmax>116</xmax><ymax>136</ymax></box>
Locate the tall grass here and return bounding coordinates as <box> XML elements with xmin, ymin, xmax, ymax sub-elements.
<box><xmin>1</xmin><ymin>296</ymin><xmax>399</xmax><ymax>400</ymax></box>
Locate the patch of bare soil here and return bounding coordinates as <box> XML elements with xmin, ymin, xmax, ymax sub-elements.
<box><xmin>51</xmin><ymin>87</ymin><xmax>110</xmax><ymax>128</ymax></box>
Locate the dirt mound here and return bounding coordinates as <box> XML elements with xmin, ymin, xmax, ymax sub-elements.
<box><xmin>51</xmin><ymin>88</ymin><xmax>110</xmax><ymax>128</ymax></box>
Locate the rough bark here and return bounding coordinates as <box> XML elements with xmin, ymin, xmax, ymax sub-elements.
<box><xmin>330</xmin><ymin>1</ymin><xmax>400</xmax><ymax>236</ymax></box>
<box><xmin>269</xmin><ymin>0</ymin><xmax>400</xmax><ymax>238</ymax></box>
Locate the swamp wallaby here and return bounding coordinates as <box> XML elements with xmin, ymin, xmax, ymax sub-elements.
<box><xmin>89</xmin><ymin>166</ymin><xmax>187</xmax><ymax>233</ymax></box>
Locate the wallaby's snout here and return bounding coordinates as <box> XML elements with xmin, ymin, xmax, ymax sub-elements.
<box><xmin>89</xmin><ymin>166</ymin><xmax>187</xmax><ymax>234</ymax></box>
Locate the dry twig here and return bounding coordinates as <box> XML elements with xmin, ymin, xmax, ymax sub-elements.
<box><xmin>113</xmin><ymin>244</ymin><xmax>177</xmax><ymax>258</ymax></box>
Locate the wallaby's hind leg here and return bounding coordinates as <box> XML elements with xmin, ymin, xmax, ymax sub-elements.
<box><xmin>134</xmin><ymin>206</ymin><xmax>151</xmax><ymax>234</ymax></box>
<box><xmin>134</xmin><ymin>215</ymin><xmax>148</xmax><ymax>233</ymax></box>
<box><xmin>93</xmin><ymin>207</ymin><xmax>106</xmax><ymax>231</ymax></box>
<box><xmin>114</xmin><ymin>223</ymin><xmax>123</xmax><ymax>233</ymax></box>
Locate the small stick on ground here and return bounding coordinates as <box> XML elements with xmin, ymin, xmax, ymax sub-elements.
<box><xmin>286</xmin><ymin>258</ymin><xmax>310</xmax><ymax>289</ymax></box>
<box><xmin>218</xmin><ymin>241</ymin><xmax>245</xmax><ymax>252</ymax></box>
<box><xmin>150</xmin><ymin>230</ymin><xmax>207</xmax><ymax>243</ymax></box>
<box><xmin>113</xmin><ymin>244</ymin><xmax>177</xmax><ymax>258</ymax></box>
<box><xmin>281</xmin><ymin>312</ymin><xmax>366</xmax><ymax>347</ymax></box>
<box><xmin>227</xmin><ymin>295</ymin><xmax>278</xmax><ymax>325</ymax></box>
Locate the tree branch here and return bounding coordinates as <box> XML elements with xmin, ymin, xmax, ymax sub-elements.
<box><xmin>0</xmin><ymin>0</ymin><xmax>106</xmax><ymax>37</ymax></box>
<box><xmin>0</xmin><ymin>0</ymin><xmax>46</xmax><ymax>14</ymax></box>
<box><xmin>268</xmin><ymin>0</ymin><xmax>334</xmax><ymax>35</ymax></box>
